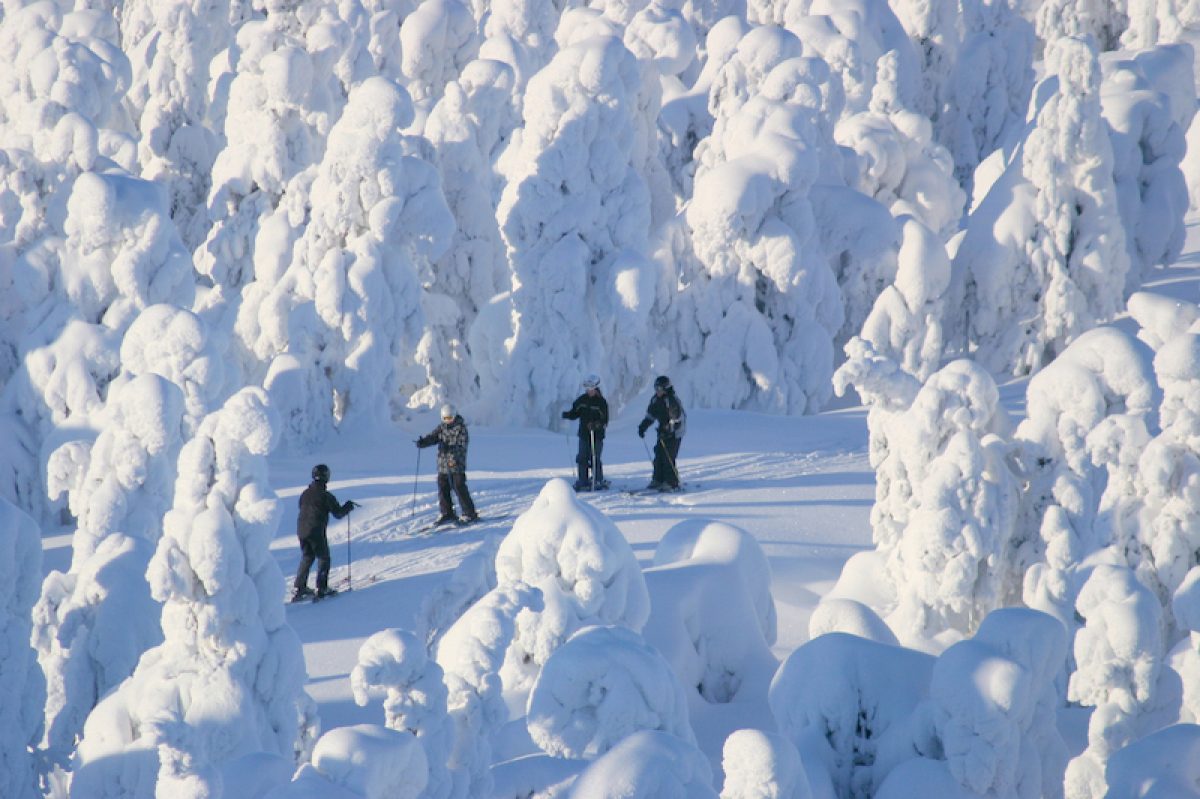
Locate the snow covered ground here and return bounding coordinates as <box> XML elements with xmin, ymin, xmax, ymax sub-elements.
<box><xmin>267</xmin><ymin>403</ymin><xmax>876</xmax><ymax>731</ymax></box>
<box><xmin>259</xmin><ymin>215</ymin><xmax>1200</xmax><ymax>750</ymax></box>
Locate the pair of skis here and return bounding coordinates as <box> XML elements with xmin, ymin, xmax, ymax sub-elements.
<box><xmin>411</xmin><ymin>515</ymin><xmax>487</xmax><ymax>535</ymax></box>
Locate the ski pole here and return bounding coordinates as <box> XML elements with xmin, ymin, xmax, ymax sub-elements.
<box><xmin>589</xmin><ymin>427</ymin><xmax>597</xmax><ymax>491</ymax></box>
<box><xmin>345</xmin><ymin>512</ymin><xmax>353</xmax><ymax>592</ymax></box>
<box><xmin>409</xmin><ymin>447</ymin><xmax>422</xmax><ymax>520</ymax></box>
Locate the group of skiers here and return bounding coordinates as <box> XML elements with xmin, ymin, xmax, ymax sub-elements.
<box><xmin>292</xmin><ymin>375</ymin><xmax>686</xmax><ymax>601</ymax></box>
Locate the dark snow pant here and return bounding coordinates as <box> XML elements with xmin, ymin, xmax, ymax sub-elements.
<box><xmin>576</xmin><ymin>433</ymin><xmax>605</xmax><ymax>486</ymax></box>
<box><xmin>295</xmin><ymin>534</ymin><xmax>330</xmax><ymax>593</ymax></box>
<box><xmin>438</xmin><ymin>471</ymin><xmax>477</xmax><ymax>519</ymax></box>
<box><xmin>653</xmin><ymin>434</ymin><xmax>682</xmax><ymax>487</ymax></box>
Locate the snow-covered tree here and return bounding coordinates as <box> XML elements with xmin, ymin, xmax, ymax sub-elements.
<box><xmin>681</xmin><ymin>45</ymin><xmax>845</xmax><ymax>413</ymax></box>
<box><xmin>720</xmin><ymin>729</ymin><xmax>808</xmax><ymax>799</ymax></box>
<box><xmin>1035</xmin><ymin>0</ymin><xmax>1127</xmax><ymax>50</ymax></box>
<box><xmin>400</xmin><ymin>0</ymin><xmax>480</xmax><ymax>129</ymax></box>
<box><xmin>119</xmin><ymin>0</ymin><xmax>231</xmax><ymax>249</ymax></box>
<box><xmin>565</xmin><ymin>730</ymin><xmax>719</xmax><ymax>797</ymax></box>
<box><xmin>1065</xmin><ymin>564</ymin><xmax>1173</xmax><ymax>799</ymax></box>
<box><xmin>955</xmin><ymin>35</ymin><xmax>1129</xmax><ymax>376</ymax></box>
<box><xmin>195</xmin><ymin>7</ymin><xmax>336</xmax><ymax>297</ymax></box>
<box><xmin>352</xmin><ymin>628</ymin><xmax>454</xmax><ymax>799</ymax></box>
<box><xmin>242</xmin><ymin>76</ymin><xmax>452</xmax><ymax>443</ymax></box>
<box><xmin>33</xmin><ymin>373</ymin><xmax>184</xmax><ymax>769</ymax></box>
<box><xmin>891</xmin><ymin>0</ymin><xmax>962</xmax><ymax>138</ymax></box>
<box><xmin>836</xmin><ymin>72</ymin><xmax>965</xmax><ymax>240</ymax></box>
<box><xmin>493</xmin><ymin>34</ymin><xmax>666</xmax><ymax>424</ymax></box>
<box><xmin>1101</xmin><ymin>47</ymin><xmax>1192</xmax><ymax>295</ymax></box>
<box><xmin>436</xmin><ymin>583</ymin><xmax>544</xmax><ymax>799</ymax></box>
<box><xmin>1017</xmin><ymin>327</ymin><xmax>1156</xmax><ymax>688</ymax></box>
<box><xmin>856</xmin><ymin>216</ymin><xmax>953</xmax><ymax>381</ymax></box>
<box><xmin>423</xmin><ymin>59</ymin><xmax>519</xmax><ymax>406</ymax></box>
<box><xmin>266</xmin><ymin>725</ymin><xmax>428</xmax><ymax>799</ymax></box>
<box><xmin>527</xmin><ymin>625</ymin><xmax>693</xmax><ymax>759</ymax></box>
<box><xmin>1</xmin><ymin>164</ymin><xmax>194</xmax><ymax>523</ymax></box>
<box><xmin>941</xmin><ymin>0</ymin><xmax>1035</xmax><ymax>193</ymax></box>
<box><xmin>70</xmin><ymin>387</ymin><xmax>316</xmax><ymax>798</ymax></box>
<box><xmin>491</xmin><ymin>479</ymin><xmax>650</xmax><ymax>704</ymax></box>
<box><xmin>0</xmin><ymin>499</ymin><xmax>45</xmax><ymax>799</ymax></box>
<box><xmin>837</xmin><ymin>355</ymin><xmax>1020</xmax><ymax>645</ymax></box>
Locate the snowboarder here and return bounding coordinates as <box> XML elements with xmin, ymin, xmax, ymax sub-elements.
<box><xmin>416</xmin><ymin>404</ymin><xmax>479</xmax><ymax>526</ymax></box>
<box><xmin>562</xmin><ymin>374</ymin><xmax>609</xmax><ymax>490</ymax></box>
<box><xmin>637</xmin><ymin>375</ymin><xmax>686</xmax><ymax>490</ymax></box>
<box><xmin>294</xmin><ymin>464</ymin><xmax>358</xmax><ymax>601</ymax></box>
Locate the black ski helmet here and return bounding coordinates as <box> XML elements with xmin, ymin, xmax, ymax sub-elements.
<box><xmin>654</xmin><ymin>375</ymin><xmax>671</xmax><ymax>390</ymax></box>
<box><xmin>312</xmin><ymin>464</ymin><xmax>331</xmax><ymax>482</ymax></box>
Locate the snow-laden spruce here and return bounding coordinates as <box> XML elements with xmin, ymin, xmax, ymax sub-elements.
<box><xmin>836</xmin><ymin>351</ymin><xmax>1020</xmax><ymax>646</ymax></box>
<box><xmin>941</xmin><ymin>0</ymin><xmax>1034</xmax><ymax>193</ymax></box>
<box><xmin>856</xmin><ymin>216</ymin><xmax>953</xmax><ymax>381</ymax></box>
<box><xmin>643</xmin><ymin>519</ymin><xmax>777</xmax><ymax>706</ymax></box>
<box><xmin>1017</xmin><ymin>327</ymin><xmax>1157</xmax><ymax>690</ymax></box>
<box><xmin>118</xmin><ymin>0</ymin><xmax>231</xmax><ymax>250</ymax></box>
<box><xmin>720</xmin><ymin>728</ymin><xmax>808</xmax><ymax>799</ymax></box>
<box><xmin>1100</xmin><ymin>46</ymin><xmax>1193</xmax><ymax>295</ymax></box>
<box><xmin>34</xmin><ymin>373</ymin><xmax>183</xmax><ymax>769</ymax></box>
<box><xmin>352</xmin><ymin>628</ymin><xmax>455</xmax><ymax>799</ymax></box>
<box><xmin>266</xmin><ymin>725</ymin><xmax>428</xmax><ymax>799</ymax></box>
<box><xmin>0</xmin><ymin>164</ymin><xmax>195</xmax><ymax>523</ymax></box>
<box><xmin>527</xmin><ymin>624</ymin><xmax>693</xmax><ymax>759</ymax></box>
<box><xmin>1065</xmin><ymin>564</ymin><xmax>1173</xmax><ymax>799</ymax></box>
<box><xmin>955</xmin><ymin>36</ymin><xmax>1130</xmax><ymax>376</ymax></box>
<box><xmin>195</xmin><ymin>5</ymin><xmax>335</xmax><ymax>294</ymax></box>
<box><xmin>424</xmin><ymin>59</ymin><xmax>519</xmax><ymax>408</ymax></box>
<box><xmin>0</xmin><ymin>499</ymin><xmax>45</xmax><ymax>799</ymax></box>
<box><xmin>399</xmin><ymin>0</ymin><xmax>480</xmax><ymax>130</ymax></box>
<box><xmin>682</xmin><ymin>29</ymin><xmax>844</xmax><ymax>413</ymax></box>
<box><xmin>771</xmin><ymin>608</ymin><xmax>1067</xmax><ymax>799</ymax></box>
<box><xmin>494</xmin><ymin>34</ymin><xmax>667</xmax><ymax>425</ymax></box>
<box><xmin>435</xmin><ymin>583</ymin><xmax>544</xmax><ymax>799</ymax></box>
<box><xmin>70</xmin><ymin>388</ymin><xmax>315</xmax><ymax>798</ymax></box>
<box><xmin>491</xmin><ymin>478</ymin><xmax>651</xmax><ymax>705</ymax></box>
<box><xmin>242</xmin><ymin>77</ymin><xmax>453</xmax><ymax>445</ymax></box>
<box><xmin>566</xmin><ymin>730</ymin><xmax>719</xmax><ymax>798</ymax></box>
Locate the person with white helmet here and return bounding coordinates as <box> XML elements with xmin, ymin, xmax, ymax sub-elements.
<box><xmin>416</xmin><ymin>403</ymin><xmax>478</xmax><ymax>526</ymax></box>
<box><xmin>562</xmin><ymin>374</ymin><xmax>609</xmax><ymax>490</ymax></box>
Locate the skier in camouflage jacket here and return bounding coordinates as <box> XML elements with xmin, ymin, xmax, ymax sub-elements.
<box><xmin>417</xmin><ymin>404</ymin><xmax>478</xmax><ymax>525</ymax></box>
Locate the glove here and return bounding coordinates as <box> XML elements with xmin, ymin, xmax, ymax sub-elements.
<box><xmin>637</xmin><ymin>420</ymin><xmax>650</xmax><ymax>438</ymax></box>
<box><xmin>562</xmin><ymin>411</ymin><xmax>570</xmax><ymax>419</ymax></box>
<box><xmin>346</xmin><ymin>501</ymin><xmax>359</xmax><ymax>511</ymax></box>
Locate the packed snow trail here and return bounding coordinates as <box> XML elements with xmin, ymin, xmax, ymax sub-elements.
<box><xmin>263</xmin><ymin>406</ymin><xmax>876</xmax><ymax>730</ymax></box>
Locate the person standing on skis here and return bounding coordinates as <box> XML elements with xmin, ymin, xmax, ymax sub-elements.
<box><xmin>637</xmin><ymin>375</ymin><xmax>686</xmax><ymax>490</ymax></box>
<box><xmin>294</xmin><ymin>464</ymin><xmax>358</xmax><ymax>601</ymax></box>
<box><xmin>562</xmin><ymin>374</ymin><xmax>609</xmax><ymax>491</ymax></box>
<box><xmin>417</xmin><ymin>404</ymin><xmax>479</xmax><ymax>526</ymax></box>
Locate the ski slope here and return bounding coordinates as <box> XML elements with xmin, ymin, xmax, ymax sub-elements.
<box><xmin>266</xmin><ymin>404</ymin><xmax>874</xmax><ymax>730</ymax></box>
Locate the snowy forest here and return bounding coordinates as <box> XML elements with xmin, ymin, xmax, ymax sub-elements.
<box><xmin>4</xmin><ymin>0</ymin><xmax>1200</xmax><ymax>795</ymax></box>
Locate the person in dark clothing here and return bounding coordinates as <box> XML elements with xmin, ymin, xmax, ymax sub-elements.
<box><xmin>294</xmin><ymin>463</ymin><xmax>357</xmax><ymax>601</ymax></box>
<box><xmin>637</xmin><ymin>375</ymin><xmax>686</xmax><ymax>490</ymax></box>
<box><xmin>417</xmin><ymin>404</ymin><xmax>478</xmax><ymax>526</ymax></box>
<box><xmin>562</xmin><ymin>374</ymin><xmax>609</xmax><ymax>491</ymax></box>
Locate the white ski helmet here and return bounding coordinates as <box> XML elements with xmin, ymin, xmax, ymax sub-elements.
<box><xmin>440</xmin><ymin>403</ymin><xmax>456</xmax><ymax>420</ymax></box>
<box><xmin>582</xmin><ymin>374</ymin><xmax>600</xmax><ymax>389</ymax></box>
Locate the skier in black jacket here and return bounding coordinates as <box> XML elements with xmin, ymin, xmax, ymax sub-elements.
<box><xmin>417</xmin><ymin>404</ymin><xmax>478</xmax><ymax>526</ymax></box>
<box><xmin>562</xmin><ymin>374</ymin><xmax>609</xmax><ymax>490</ymax></box>
<box><xmin>637</xmin><ymin>375</ymin><xmax>686</xmax><ymax>490</ymax></box>
<box><xmin>294</xmin><ymin>464</ymin><xmax>357</xmax><ymax>601</ymax></box>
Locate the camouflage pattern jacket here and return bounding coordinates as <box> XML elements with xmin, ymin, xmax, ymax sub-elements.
<box><xmin>418</xmin><ymin>415</ymin><xmax>469</xmax><ymax>473</ymax></box>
